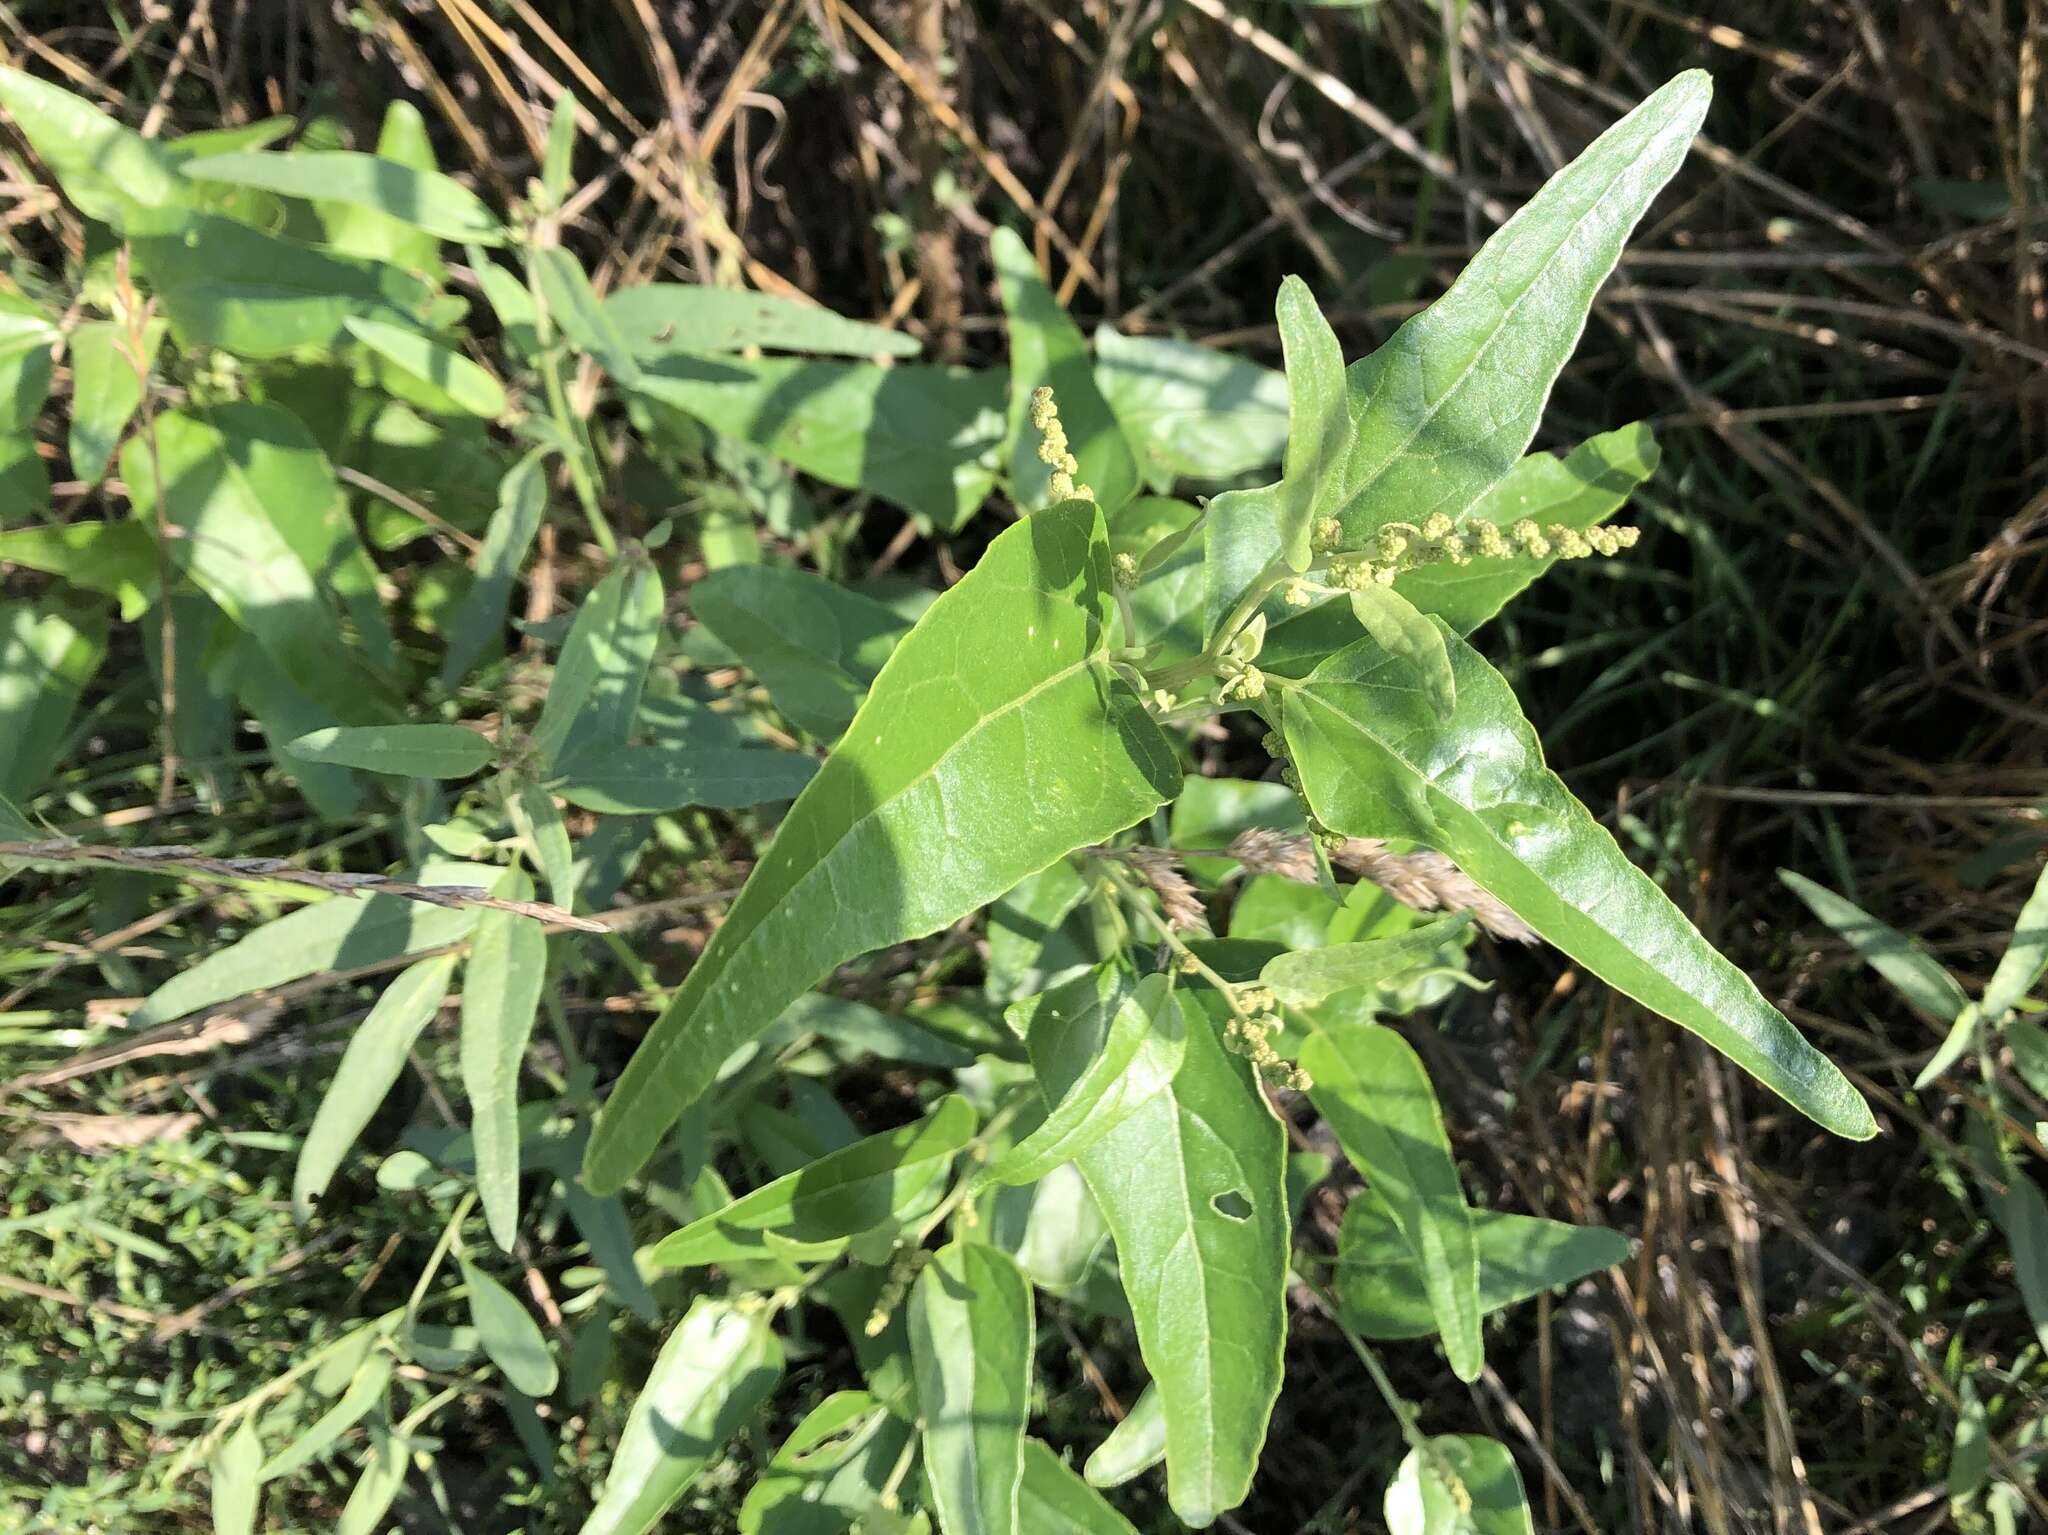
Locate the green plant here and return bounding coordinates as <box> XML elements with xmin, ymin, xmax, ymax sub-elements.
<box><xmin>0</xmin><ymin>60</ymin><xmax>1880</xmax><ymax>1535</ymax></box>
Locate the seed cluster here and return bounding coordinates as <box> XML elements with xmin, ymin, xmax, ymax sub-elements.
<box><xmin>1029</xmin><ymin>386</ymin><xmax>1095</xmax><ymax>503</ymax></box>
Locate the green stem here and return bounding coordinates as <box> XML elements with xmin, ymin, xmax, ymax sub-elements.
<box><xmin>1142</xmin><ymin>556</ymin><xmax>1289</xmax><ymax>693</ymax></box>
<box><xmin>402</xmin><ymin>1191</ymin><xmax>477</xmax><ymax>1333</ymax></box>
<box><xmin>1294</xmin><ymin>1268</ymin><xmax>1432</xmax><ymax>1455</ymax></box>
<box><xmin>525</xmin><ymin>254</ymin><xmax>616</xmax><ymax>556</ymax></box>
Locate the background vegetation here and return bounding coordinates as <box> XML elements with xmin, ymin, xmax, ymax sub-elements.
<box><xmin>1</xmin><ymin>1</ymin><xmax>2043</xmax><ymax>1532</ymax></box>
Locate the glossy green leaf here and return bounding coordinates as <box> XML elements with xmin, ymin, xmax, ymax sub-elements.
<box><xmin>1092</xmin><ymin>327</ymin><xmax>1287</xmax><ymax>492</ymax></box>
<box><xmin>1084</xmin><ymin>1385</ymin><xmax>1165</xmax><ymax>1488</ymax></box>
<box><xmin>0</xmin><ymin>66</ymin><xmax>185</xmax><ymax>227</ymax></box>
<box><xmin>531</xmin><ymin>560</ymin><xmax>629</xmax><ymax>768</ymax></box>
<box><xmin>738</xmin><ymin>1390</ymin><xmax>912</xmax><ymax>1535</ymax></box>
<box><xmin>439</xmin><ymin>452</ymin><xmax>549</xmax><ymax>689</ymax></box>
<box><xmin>180</xmin><ymin>150</ymin><xmax>503</xmax><ymax>244</ymax></box>
<box><xmin>651</xmin><ymin>1095</ymin><xmax>975</xmax><ymax>1268</ymax></box>
<box><xmin>1334</xmin><ymin>1192</ymin><xmax>1628</xmax><ymax>1338</ymax></box>
<box><xmin>1261</xmin><ymin>918</ymin><xmax>1469</xmax><ymax>1007</ymax></box>
<box><xmin>533</xmin><ymin>247</ymin><xmax>642</xmax><ymax>383</ymax></box>
<box><xmin>577</xmin><ymin>1296</ymin><xmax>784</xmax><ymax>1535</ymax></box>
<box><xmin>1302</xmin><ymin>1020</ymin><xmax>1482</xmax><ymax>1380</ymax></box>
<box><xmin>509</xmin><ymin>779</ymin><xmax>576</xmax><ymax>909</ymax></box>
<box><xmin>1385</xmin><ymin>1436</ymin><xmax>1533</xmax><ymax>1535</ymax></box>
<box><xmin>335</xmin><ymin>1418</ymin><xmax>407</xmax><ymax>1535</ymax></box>
<box><xmin>979</xmin><ymin>1160</ymin><xmax>1114</xmax><ymax>1301</ymax></box>
<box><xmin>1394</xmin><ymin>424</ymin><xmax>1659</xmax><ymax>633</ymax></box>
<box><xmin>1063</xmin><ymin>993</ymin><xmax>1287</xmax><ymax>1528</ymax></box>
<box><xmin>984</xmin><ymin>860</ymin><xmax>1094</xmax><ymax>1005</ymax></box>
<box><xmin>130</xmin><ymin>884</ymin><xmax>480</xmax><ymax>1029</ymax></box>
<box><xmin>584</xmin><ymin>503</ymin><xmax>1180</xmax><ymax>1191</ymax></box>
<box><xmin>294</xmin><ymin>953</ymin><xmax>459</xmax><ymax>1216</ymax></box>
<box><xmin>1780</xmin><ymin>869</ymin><xmax>1968</xmax><ymax>1025</ymax></box>
<box><xmin>2006</xmin><ymin>1018</ymin><xmax>2048</xmax><ymax>1100</ymax></box>
<box><xmin>67</xmin><ymin>318</ymin><xmax>163</xmax><ymax>482</ymax></box>
<box><xmin>1021</xmin><ymin>1439</ymin><xmax>1139</xmax><ymax>1535</ymax></box>
<box><xmin>633</xmin><ymin>355</ymin><xmax>1005</xmax><ymax>532</ymax></box>
<box><xmin>1273</xmin><ymin>275</ymin><xmax>1349</xmax><ymax>571</ymax></box>
<box><xmin>318</xmin><ymin>102</ymin><xmax>449</xmax><ymax>271</ymax></box>
<box><xmin>689</xmin><ymin>566</ymin><xmax>911</xmax><ymax>741</ymax></box>
<box><xmin>991</xmin><ymin>969</ymin><xmax>1185</xmax><ymax>1185</ymax></box>
<box><xmin>1330</xmin><ymin>74</ymin><xmax>1707</xmax><ymax>544</ymax></box>
<box><xmin>287</xmin><ymin>724</ymin><xmax>493</xmax><ymax>780</ymax></box>
<box><xmin>1984</xmin><ymin>861</ymin><xmax>2048</xmax><ymax>1022</ymax></box>
<box><xmin>131</xmin><ymin>215</ymin><xmax>435</xmax><ymax>358</ymax></box>
<box><xmin>995</xmin><ymin>227</ymin><xmax>1136</xmax><ymax>515</ymax></box>
<box><xmin>605</xmin><ymin>283</ymin><xmax>919</xmax><ymax>359</ymax></box>
<box><xmin>261</xmin><ymin>1354</ymin><xmax>394</xmax><ymax>1478</ymax></box>
<box><xmin>461</xmin><ymin>907</ymin><xmax>548</xmax><ymax>1251</ymax></box>
<box><xmin>1204</xmin><ymin>74</ymin><xmax>1708</xmax><ymax>630</ymax></box>
<box><xmin>460</xmin><ymin>1256</ymin><xmax>558</xmax><ymax>1396</ymax></box>
<box><xmin>553</xmin><ymin>745</ymin><xmax>817</xmax><ymax>814</ymax></box>
<box><xmin>209</xmin><ymin>1418</ymin><xmax>262</xmax><ymax>1535</ymax></box>
<box><xmin>1348</xmin><ymin>585</ymin><xmax>1456</xmax><ymax>718</ymax></box>
<box><xmin>1284</xmin><ymin>635</ymin><xmax>1874</xmax><ymax>1138</ymax></box>
<box><xmin>344</xmin><ymin>317</ymin><xmax>507</xmax><ymax>418</ymax></box>
<box><xmin>910</xmin><ymin>1241</ymin><xmax>1034</xmax><ymax>1535</ymax></box>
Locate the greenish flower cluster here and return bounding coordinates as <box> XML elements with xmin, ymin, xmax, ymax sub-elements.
<box><xmin>1305</xmin><ymin>511</ymin><xmax>1641</xmax><ymax>594</ymax></box>
<box><xmin>1029</xmin><ymin>385</ymin><xmax>1094</xmax><ymax>503</ymax></box>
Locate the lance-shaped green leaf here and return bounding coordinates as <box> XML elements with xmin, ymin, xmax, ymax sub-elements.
<box><xmin>260</xmin><ymin>1354</ymin><xmax>394</xmax><ymax>1479</ymax></box>
<box><xmin>1334</xmin><ymin>1191</ymin><xmax>1627</xmax><ymax>1339</ymax></box>
<box><xmin>295</xmin><ymin>953</ymin><xmax>459</xmax><ymax>1216</ymax></box>
<box><xmin>1779</xmin><ymin>869</ymin><xmax>1967</xmax><ymax>1025</ymax></box>
<box><xmin>577</xmin><ymin>1297</ymin><xmax>784</xmax><ymax>1535</ymax></box>
<box><xmin>460</xmin><ymin>1256</ymin><xmax>558</xmax><ymax>1397</ymax></box>
<box><xmin>910</xmin><ymin>1241</ymin><xmax>1034</xmax><ymax>1535</ymax></box>
<box><xmin>605</xmin><ymin>282</ymin><xmax>920</xmax><ymax>359</ymax></box>
<box><xmin>1385</xmin><ymin>1436</ymin><xmax>1534</xmax><ymax>1535</ymax></box>
<box><xmin>0</xmin><ymin>522</ymin><xmax>154</xmax><ymax>621</ymax></box>
<box><xmin>461</xmin><ymin>907</ymin><xmax>548</xmax><ymax>1251</ymax></box>
<box><xmin>209</xmin><ymin>1419</ymin><xmax>262</xmax><ymax>1535</ymax></box>
<box><xmin>633</xmin><ymin>354</ymin><xmax>1005</xmax><ymax>533</ymax></box>
<box><xmin>1984</xmin><ymin>860</ymin><xmax>2048</xmax><ymax>1023</ymax></box>
<box><xmin>990</xmin><ymin>969</ymin><xmax>1185</xmax><ymax>1186</ymax></box>
<box><xmin>180</xmin><ymin>150</ymin><xmax>504</xmax><ymax>244</ymax></box>
<box><xmin>1349</xmin><ymin>586</ymin><xmax>1455</xmax><ymax>719</ymax></box>
<box><xmin>738</xmin><ymin>1390</ymin><xmax>913</xmax><ymax>1533</ymax></box>
<box><xmin>531</xmin><ymin>560</ymin><xmax>630</xmax><ymax>768</ymax></box>
<box><xmin>335</xmin><ymin>1416</ymin><xmax>408</xmax><ymax>1535</ymax></box>
<box><xmin>995</xmin><ymin>227</ymin><xmax>1136</xmax><ymax>515</ymax></box>
<box><xmin>564</xmin><ymin>552</ymin><xmax>664</xmax><ymax>757</ymax></box>
<box><xmin>533</xmin><ymin>247</ymin><xmax>644</xmax><ymax>384</ymax></box>
<box><xmin>1330</xmin><ymin>73</ymin><xmax>1707</xmax><ymax>543</ymax></box>
<box><xmin>1282</xmin><ymin>633</ymin><xmax>1875</xmax><ymax>1139</ymax></box>
<box><xmin>1302</xmin><ymin>1020</ymin><xmax>1482</xmax><ymax>1381</ymax></box>
<box><xmin>1273</xmin><ymin>276</ymin><xmax>1349</xmax><ymax>572</ymax></box>
<box><xmin>552</xmin><ymin>745</ymin><xmax>817</xmax><ymax>814</ymax></box>
<box><xmin>288</xmin><ymin>724</ymin><xmax>493</xmax><ymax>780</ymax></box>
<box><xmin>509</xmin><ymin>779</ymin><xmax>576</xmax><ymax>909</ymax></box>
<box><xmin>130</xmin><ymin>215</ymin><xmax>436</xmax><ymax>359</ymax></box>
<box><xmin>1203</xmin><ymin>75</ymin><xmax>1708</xmax><ymax>632</ymax></box>
<box><xmin>130</xmin><ymin>886</ymin><xmax>479</xmax><ymax>1030</ymax></box>
<box><xmin>439</xmin><ymin>452</ymin><xmax>548</xmax><ymax>689</ymax></box>
<box><xmin>689</xmin><ymin>565</ymin><xmax>911</xmax><ymax>741</ymax></box>
<box><xmin>1261</xmin><ymin>918</ymin><xmax>1469</xmax><ymax>1008</ymax></box>
<box><xmin>1084</xmin><ymin>1385</ymin><xmax>1165</xmax><ymax>1488</ymax></box>
<box><xmin>651</xmin><ymin>1095</ymin><xmax>975</xmax><ymax>1268</ymax></box>
<box><xmin>584</xmin><ymin>503</ymin><xmax>1180</xmax><ymax>1192</ymax></box>
<box><xmin>68</xmin><ymin>318</ymin><xmax>164</xmax><ymax>482</ymax></box>
<box><xmin>1063</xmin><ymin>994</ymin><xmax>1287</xmax><ymax>1528</ymax></box>
<box><xmin>0</xmin><ymin>67</ymin><xmax>183</xmax><ymax>226</ymax></box>
<box><xmin>1021</xmin><ymin>1439</ymin><xmax>1140</xmax><ymax>1535</ymax></box>
<box><xmin>344</xmin><ymin>317</ymin><xmax>507</xmax><ymax>419</ymax></box>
